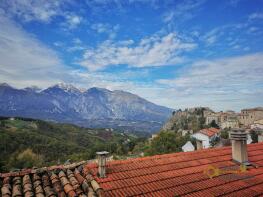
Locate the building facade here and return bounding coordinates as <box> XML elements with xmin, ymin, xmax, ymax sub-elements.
<box><xmin>192</xmin><ymin>128</ymin><xmax>220</xmax><ymax>149</ymax></box>
<box><xmin>205</xmin><ymin>113</ymin><xmax>220</xmax><ymax>125</ymax></box>
<box><xmin>238</xmin><ymin>107</ymin><xmax>263</xmax><ymax>126</ymax></box>
<box><xmin>220</xmin><ymin>119</ymin><xmax>239</xmax><ymax>129</ymax></box>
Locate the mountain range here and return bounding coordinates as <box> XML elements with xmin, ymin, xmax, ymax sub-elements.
<box><xmin>0</xmin><ymin>83</ymin><xmax>173</xmax><ymax>133</ymax></box>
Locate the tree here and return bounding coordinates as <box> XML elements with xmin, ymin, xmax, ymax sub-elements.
<box><xmin>0</xmin><ymin>160</ymin><xmax>6</xmax><ymax>172</ymax></box>
<box><xmin>145</xmin><ymin>131</ymin><xmax>190</xmax><ymax>156</ymax></box>
<box><xmin>220</xmin><ymin>129</ymin><xmax>229</xmax><ymax>139</ymax></box>
<box><xmin>0</xmin><ymin>120</ymin><xmax>6</xmax><ymax>127</ymax></box>
<box><xmin>250</xmin><ymin>130</ymin><xmax>260</xmax><ymax>143</ymax></box>
<box><xmin>7</xmin><ymin>149</ymin><xmax>44</xmax><ymax>169</ymax></box>
<box><xmin>198</xmin><ymin>116</ymin><xmax>206</xmax><ymax>129</ymax></box>
<box><xmin>210</xmin><ymin>120</ymin><xmax>219</xmax><ymax>128</ymax></box>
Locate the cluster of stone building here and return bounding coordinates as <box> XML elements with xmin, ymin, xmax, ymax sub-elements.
<box><xmin>205</xmin><ymin>107</ymin><xmax>263</xmax><ymax>129</ymax></box>
<box><xmin>152</xmin><ymin>107</ymin><xmax>263</xmax><ymax>153</ymax></box>
<box><xmin>183</xmin><ymin>107</ymin><xmax>263</xmax><ymax>152</ymax></box>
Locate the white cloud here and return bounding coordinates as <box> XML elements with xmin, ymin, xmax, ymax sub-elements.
<box><xmin>202</xmin><ymin>28</ymin><xmax>222</xmax><ymax>46</ymax></box>
<box><xmin>249</xmin><ymin>12</ymin><xmax>263</xmax><ymax>20</ymax></box>
<box><xmin>64</xmin><ymin>14</ymin><xmax>83</xmax><ymax>29</ymax></box>
<box><xmin>156</xmin><ymin>53</ymin><xmax>263</xmax><ymax>110</ymax></box>
<box><xmin>163</xmin><ymin>0</ymin><xmax>207</xmax><ymax>23</ymax></box>
<box><xmin>66</xmin><ymin>38</ymin><xmax>86</xmax><ymax>52</ymax></box>
<box><xmin>69</xmin><ymin>69</ymin><xmax>173</xmax><ymax>109</ymax></box>
<box><xmin>0</xmin><ymin>0</ymin><xmax>62</xmax><ymax>23</ymax></box>
<box><xmin>79</xmin><ymin>32</ymin><xmax>197</xmax><ymax>70</ymax></box>
<box><xmin>53</xmin><ymin>41</ymin><xmax>64</xmax><ymax>47</ymax></box>
<box><xmin>91</xmin><ymin>23</ymin><xmax>120</xmax><ymax>39</ymax></box>
<box><xmin>0</xmin><ymin>15</ymin><xmax>70</xmax><ymax>88</ymax></box>
<box><xmin>158</xmin><ymin>53</ymin><xmax>263</xmax><ymax>89</ymax></box>
<box><xmin>163</xmin><ymin>12</ymin><xmax>175</xmax><ymax>23</ymax></box>
<box><xmin>201</xmin><ymin>23</ymin><xmax>248</xmax><ymax>47</ymax></box>
<box><xmin>0</xmin><ymin>16</ymin><xmax>157</xmax><ymax>98</ymax></box>
<box><xmin>0</xmin><ymin>0</ymin><xmax>82</xmax><ymax>30</ymax></box>
<box><xmin>1</xmin><ymin>14</ymin><xmax>262</xmax><ymax>112</ymax></box>
<box><xmin>243</xmin><ymin>47</ymin><xmax>250</xmax><ymax>51</ymax></box>
<box><xmin>0</xmin><ymin>15</ymin><xmax>169</xmax><ymax>107</ymax></box>
<box><xmin>227</xmin><ymin>0</ymin><xmax>241</xmax><ymax>7</ymax></box>
<box><xmin>72</xmin><ymin>38</ymin><xmax>82</xmax><ymax>44</ymax></box>
<box><xmin>205</xmin><ymin>35</ymin><xmax>217</xmax><ymax>45</ymax></box>
<box><xmin>71</xmin><ymin>70</ymin><xmax>146</xmax><ymax>90</ymax></box>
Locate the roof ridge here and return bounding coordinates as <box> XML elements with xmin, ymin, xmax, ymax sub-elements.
<box><xmin>0</xmin><ymin>161</ymin><xmax>87</xmax><ymax>178</ymax></box>
<box><xmin>106</xmin><ymin>145</ymin><xmax>230</xmax><ymax>167</ymax></box>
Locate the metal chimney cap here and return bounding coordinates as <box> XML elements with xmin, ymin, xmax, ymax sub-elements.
<box><xmin>96</xmin><ymin>151</ymin><xmax>109</xmax><ymax>156</ymax></box>
<box><xmin>230</xmin><ymin>128</ymin><xmax>247</xmax><ymax>141</ymax></box>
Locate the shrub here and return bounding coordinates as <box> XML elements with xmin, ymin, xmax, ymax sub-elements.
<box><xmin>7</xmin><ymin>149</ymin><xmax>43</xmax><ymax>169</ymax></box>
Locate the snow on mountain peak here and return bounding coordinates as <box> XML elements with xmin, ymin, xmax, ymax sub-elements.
<box><xmin>53</xmin><ymin>83</ymin><xmax>80</xmax><ymax>93</ymax></box>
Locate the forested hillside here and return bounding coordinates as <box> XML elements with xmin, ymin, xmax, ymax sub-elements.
<box><xmin>0</xmin><ymin>117</ymin><xmax>144</xmax><ymax>172</ymax></box>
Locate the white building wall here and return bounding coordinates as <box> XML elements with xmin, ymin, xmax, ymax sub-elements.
<box><xmin>182</xmin><ymin>141</ymin><xmax>195</xmax><ymax>152</ymax></box>
<box><xmin>192</xmin><ymin>133</ymin><xmax>211</xmax><ymax>149</ymax></box>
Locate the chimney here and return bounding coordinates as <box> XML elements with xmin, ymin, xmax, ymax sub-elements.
<box><xmin>258</xmin><ymin>134</ymin><xmax>263</xmax><ymax>142</ymax></box>
<box><xmin>96</xmin><ymin>151</ymin><xmax>109</xmax><ymax>178</ymax></box>
<box><xmin>230</xmin><ymin>128</ymin><xmax>249</xmax><ymax>164</ymax></box>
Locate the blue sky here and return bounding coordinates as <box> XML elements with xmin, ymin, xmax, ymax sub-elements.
<box><xmin>0</xmin><ymin>0</ymin><xmax>262</xmax><ymax>111</ymax></box>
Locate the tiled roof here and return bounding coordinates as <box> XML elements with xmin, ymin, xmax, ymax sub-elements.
<box><xmin>86</xmin><ymin>142</ymin><xmax>263</xmax><ymax>197</ymax></box>
<box><xmin>0</xmin><ymin>161</ymin><xmax>104</xmax><ymax>197</ymax></box>
<box><xmin>1</xmin><ymin>143</ymin><xmax>263</xmax><ymax>196</ymax></box>
<box><xmin>199</xmin><ymin>128</ymin><xmax>220</xmax><ymax>137</ymax></box>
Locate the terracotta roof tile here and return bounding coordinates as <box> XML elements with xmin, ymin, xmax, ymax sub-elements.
<box><xmin>199</xmin><ymin>128</ymin><xmax>220</xmax><ymax>137</ymax></box>
<box><xmin>1</xmin><ymin>143</ymin><xmax>263</xmax><ymax>196</ymax></box>
<box><xmin>0</xmin><ymin>162</ymin><xmax>103</xmax><ymax>197</ymax></box>
<box><xmin>82</xmin><ymin>142</ymin><xmax>263</xmax><ymax>197</ymax></box>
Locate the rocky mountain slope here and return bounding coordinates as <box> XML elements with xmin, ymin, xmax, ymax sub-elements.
<box><xmin>0</xmin><ymin>83</ymin><xmax>172</xmax><ymax>132</ymax></box>
<box><xmin>162</xmin><ymin>107</ymin><xmax>213</xmax><ymax>132</ymax></box>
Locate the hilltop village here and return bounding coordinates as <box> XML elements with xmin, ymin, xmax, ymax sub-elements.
<box><xmin>158</xmin><ymin>107</ymin><xmax>263</xmax><ymax>151</ymax></box>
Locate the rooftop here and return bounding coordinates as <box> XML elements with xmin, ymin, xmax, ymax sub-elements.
<box><xmin>199</xmin><ymin>128</ymin><xmax>220</xmax><ymax>137</ymax></box>
<box><xmin>242</xmin><ymin>107</ymin><xmax>263</xmax><ymax>112</ymax></box>
<box><xmin>1</xmin><ymin>143</ymin><xmax>263</xmax><ymax>196</ymax></box>
<box><xmin>0</xmin><ymin>161</ymin><xmax>104</xmax><ymax>197</ymax></box>
<box><xmin>90</xmin><ymin>142</ymin><xmax>263</xmax><ymax>196</ymax></box>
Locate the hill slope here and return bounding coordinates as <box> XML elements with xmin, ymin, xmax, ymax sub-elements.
<box><xmin>0</xmin><ymin>83</ymin><xmax>172</xmax><ymax>133</ymax></box>
<box><xmin>0</xmin><ymin>117</ymin><xmax>142</xmax><ymax>171</ymax></box>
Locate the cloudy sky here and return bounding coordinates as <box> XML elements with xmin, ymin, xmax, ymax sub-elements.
<box><xmin>0</xmin><ymin>0</ymin><xmax>262</xmax><ymax>111</ymax></box>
